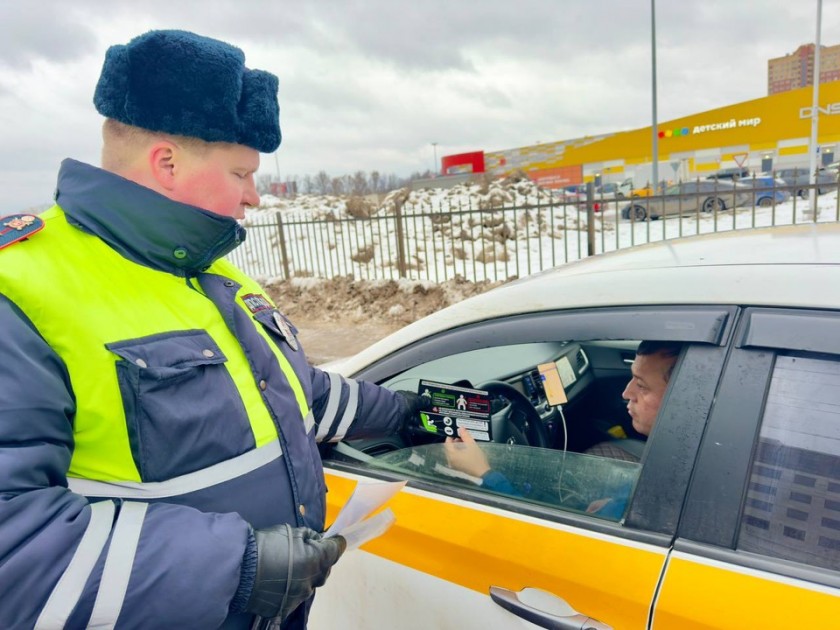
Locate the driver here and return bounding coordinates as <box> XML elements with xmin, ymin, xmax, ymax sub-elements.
<box><xmin>443</xmin><ymin>340</ymin><xmax>682</xmax><ymax>516</ymax></box>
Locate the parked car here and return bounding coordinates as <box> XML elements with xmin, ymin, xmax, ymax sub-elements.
<box><xmin>594</xmin><ymin>182</ymin><xmax>623</xmax><ymax>198</ymax></box>
<box><xmin>552</xmin><ymin>187</ymin><xmax>585</xmax><ymax>206</ymax></box>
<box><xmin>773</xmin><ymin>167</ymin><xmax>837</xmax><ymax>198</ymax></box>
<box><xmin>563</xmin><ymin>184</ymin><xmax>587</xmax><ymax>196</ymax></box>
<box><xmin>706</xmin><ymin>166</ymin><xmax>751</xmax><ymax>181</ymax></box>
<box><xmin>312</xmin><ymin>223</ymin><xmax>840</xmax><ymax>629</ymax></box>
<box><xmin>620</xmin><ymin>179</ymin><xmax>751</xmax><ymax>220</ymax></box>
<box><xmin>589</xmin><ymin>182</ymin><xmax>624</xmax><ymax>213</ymax></box>
<box><xmin>740</xmin><ymin>175</ymin><xmax>792</xmax><ymax>206</ymax></box>
<box><xmin>618</xmin><ymin>177</ymin><xmax>655</xmax><ymax>198</ymax></box>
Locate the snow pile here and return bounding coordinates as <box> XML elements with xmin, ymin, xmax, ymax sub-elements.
<box><xmin>234</xmin><ymin>175</ymin><xmax>596</xmax><ymax>283</ymax></box>
<box><xmin>230</xmin><ymin>176</ymin><xmax>840</xmax><ymax>284</ymax></box>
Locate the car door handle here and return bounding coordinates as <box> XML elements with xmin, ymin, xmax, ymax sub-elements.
<box><xmin>489</xmin><ymin>586</ymin><xmax>612</xmax><ymax>630</ymax></box>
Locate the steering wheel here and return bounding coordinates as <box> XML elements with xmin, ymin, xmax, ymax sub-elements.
<box><xmin>478</xmin><ymin>380</ymin><xmax>551</xmax><ymax>448</ymax></box>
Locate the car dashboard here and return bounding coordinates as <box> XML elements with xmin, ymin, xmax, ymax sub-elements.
<box><xmin>510</xmin><ymin>344</ymin><xmax>592</xmax><ymax>418</ymax></box>
<box><xmin>383</xmin><ymin>341</ymin><xmax>593</xmax><ymax>417</ymax></box>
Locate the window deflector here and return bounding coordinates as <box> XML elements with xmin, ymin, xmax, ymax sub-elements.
<box><xmin>354</xmin><ymin>306</ymin><xmax>733</xmax><ymax>384</ymax></box>
<box><xmin>740</xmin><ymin>308</ymin><xmax>840</xmax><ymax>355</ymax></box>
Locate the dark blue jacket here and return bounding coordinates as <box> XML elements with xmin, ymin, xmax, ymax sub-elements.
<box><xmin>0</xmin><ymin>159</ymin><xmax>406</xmax><ymax>629</ymax></box>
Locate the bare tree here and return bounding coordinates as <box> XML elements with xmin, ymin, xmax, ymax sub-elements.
<box><xmin>329</xmin><ymin>177</ymin><xmax>344</xmax><ymax>196</ymax></box>
<box><xmin>265</xmin><ymin>168</ymin><xmax>421</xmax><ymax>197</ymax></box>
<box><xmin>385</xmin><ymin>173</ymin><xmax>401</xmax><ymax>191</ymax></box>
<box><xmin>350</xmin><ymin>171</ymin><xmax>369</xmax><ymax>195</ymax></box>
<box><xmin>302</xmin><ymin>174</ymin><xmax>313</xmax><ymax>194</ymax></box>
<box><xmin>314</xmin><ymin>171</ymin><xmax>330</xmax><ymax>195</ymax></box>
<box><xmin>256</xmin><ymin>174</ymin><xmax>273</xmax><ymax>195</ymax></box>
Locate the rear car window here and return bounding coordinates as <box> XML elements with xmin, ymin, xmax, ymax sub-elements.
<box><xmin>737</xmin><ymin>353</ymin><xmax>840</xmax><ymax>572</ymax></box>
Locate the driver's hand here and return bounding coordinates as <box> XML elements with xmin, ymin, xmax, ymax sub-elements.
<box><xmin>444</xmin><ymin>428</ymin><xmax>491</xmax><ymax>478</ymax></box>
<box><xmin>586</xmin><ymin>497</ymin><xmax>613</xmax><ymax>514</ymax></box>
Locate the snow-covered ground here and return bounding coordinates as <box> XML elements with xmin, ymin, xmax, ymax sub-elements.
<box><xmin>229</xmin><ymin>178</ymin><xmax>840</xmax><ymax>284</ymax></box>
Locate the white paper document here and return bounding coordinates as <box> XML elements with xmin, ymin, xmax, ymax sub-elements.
<box><xmin>324</xmin><ymin>480</ymin><xmax>406</xmax><ymax>550</ymax></box>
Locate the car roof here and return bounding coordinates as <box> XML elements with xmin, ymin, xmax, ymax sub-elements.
<box><xmin>336</xmin><ymin>223</ymin><xmax>840</xmax><ymax>372</ymax></box>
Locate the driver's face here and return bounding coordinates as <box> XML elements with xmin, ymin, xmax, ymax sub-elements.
<box><xmin>621</xmin><ymin>351</ymin><xmax>676</xmax><ymax>436</ymax></box>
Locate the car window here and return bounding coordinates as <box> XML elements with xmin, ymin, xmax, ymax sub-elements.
<box><xmin>737</xmin><ymin>352</ymin><xmax>840</xmax><ymax>572</ymax></box>
<box><xmin>360</xmin><ymin>443</ymin><xmax>640</xmax><ymax>520</ymax></box>
<box><xmin>347</xmin><ymin>338</ymin><xmax>683</xmax><ymax>523</ymax></box>
<box><xmin>339</xmin><ymin>306</ymin><xmax>731</xmax><ymax>537</ymax></box>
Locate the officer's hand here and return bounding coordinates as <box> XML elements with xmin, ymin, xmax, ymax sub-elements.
<box><xmin>396</xmin><ymin>390</ymin><xmax>433</xmax><ymax>433</ymax></box>
<box><xmin>245</xmin><ymin>524</ymin><xmax>346</xmax><ymax>622</ymax></box>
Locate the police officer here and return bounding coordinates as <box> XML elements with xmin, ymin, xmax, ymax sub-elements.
<box><xmin>0</xmin><ymin>30</ymin><xmax>424</xmax><ymax>629</ymax></box>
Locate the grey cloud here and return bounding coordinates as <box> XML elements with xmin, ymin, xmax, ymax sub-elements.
<box><xmin>0</xmin><ymin>4</ymin><xmax>98</xmax><ymax>68</ymax></box>
<box><xmin>3</xmin><ymin>0</ymin><xmax>840</xmax><ymax>210</ymax></box>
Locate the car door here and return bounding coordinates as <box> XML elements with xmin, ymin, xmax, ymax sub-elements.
<box><xmin>674</xmin><ymin>183</ymin><xmax>699</xmax><ymax>216</ymax></box>
<box><xmin>653</xmin><ymin>308</ymin><xmax>840</xmax><ymax>628</ymax></box>
<box><xmin>310</xmin><ymin>306</ymin><xmax>733</xmax><ymax>629</ymax></box>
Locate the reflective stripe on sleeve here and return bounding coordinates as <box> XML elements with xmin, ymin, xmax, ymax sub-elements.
<box><xmin>303</xmin><ymin>410</ymin><xmax>315</xmax><ymax>434</ymax></box>
<box><xmin>316</xmin><ymin>372</ymin><xmax>344</xmax><ymax>441</ymax></box>
<box><xmin>34</xmin><ymin>501</ymin><xmax>116</xmax><ymax>630</ymax></box>
<box><xmin>68</xmin><ymin>439</ymin><xmax>282</xmax><ymax>499</ymax></box>
<box><xmin>87</xmin><ymin>502</ymin><xmax>149</xmax><ymax>629</ymax></box>
<box><xmin>331</xmin><ymin>378</ymin><xmax>360</xmax><ymax>442</ymax></box>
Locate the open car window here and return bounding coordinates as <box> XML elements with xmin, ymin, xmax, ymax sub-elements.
<box><xmin>334</xmin><ymin>307</ymin><xmax>732</xmax><ymax>535</ymax></box>
<box><xmin>341</xmin><ymin>338</ymin><xmax>679</xmax><ymax>524</ymax></box>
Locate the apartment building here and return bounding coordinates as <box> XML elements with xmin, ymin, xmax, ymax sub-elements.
<box><xmin>769</xmin><ymin>43</ymin><xmax>840</xmax><ymax>95</ymax></box>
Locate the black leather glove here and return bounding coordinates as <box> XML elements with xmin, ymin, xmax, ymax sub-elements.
<box><xmin>245</xmin><ymin>524</ymin><xmax>346</xmax><ymax>621</ymax></box>
<box><xmin>396</xmin><ymin>390</ymin><xmax>433</xmax><ymax>433</ymax></box>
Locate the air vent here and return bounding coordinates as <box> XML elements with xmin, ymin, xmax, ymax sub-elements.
<box><xmin>522</xmin><ymin>369</ymin><xmax>544</xmax><ymax>406</ymax></box>
<box><xmin>575</xmin><ymin>349</ymin><xmax>590</xmax><ymax>374</ymax></box>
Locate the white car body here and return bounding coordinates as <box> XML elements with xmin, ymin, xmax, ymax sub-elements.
<box><xmin>311</xmin><ymin>222</ymin><xmax>840</xmax><ymax>630</ymax></box>
<box><xmin>329</xmin><ymin>223</ymin><xmax>840</xmax><ymax>377</ymax></box>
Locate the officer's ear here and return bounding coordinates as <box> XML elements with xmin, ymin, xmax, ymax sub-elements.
<box><xmin>148</xmin><ymin>141</ymin><xmax>179</xmax><ymax>191</ymax></box>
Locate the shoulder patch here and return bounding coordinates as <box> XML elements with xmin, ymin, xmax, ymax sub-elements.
<box><xmin>241</xmin><ymin>292</ymin><xmax>273</xmax><ymax>314</ymax></box>
<box><xmin>0</xmin><ymin>214</ymin><xmax>44</xmax><ymax>250</ymax></box>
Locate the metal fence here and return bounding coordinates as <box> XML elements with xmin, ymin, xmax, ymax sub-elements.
<box><xmin>228</xmin><ymin>175</ymin><xmax>840</xmax><ymax>283</ymax></box>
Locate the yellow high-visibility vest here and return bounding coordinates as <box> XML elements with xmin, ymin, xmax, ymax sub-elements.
<box><xmin>0</xmin><ymin>205</ymin><xmax>309</xmax><ymax>482</ymax></box>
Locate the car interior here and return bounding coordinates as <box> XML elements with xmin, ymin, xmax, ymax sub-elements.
<box><xmin>329</xmin><ymin>338</ymin><xmax>664</xmax><ymax>520</ymax></box>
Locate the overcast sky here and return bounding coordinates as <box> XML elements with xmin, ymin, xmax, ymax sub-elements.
<box><xmin>2</xmin><ymin>0</ymin><xmax>839</xmax><ymax>211</ymax></box>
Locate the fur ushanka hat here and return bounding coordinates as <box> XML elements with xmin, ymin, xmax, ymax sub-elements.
<box><xmin>93</xmin><ymin>29</ymin><xmax>281</xmax><ymax>153</ymax></box>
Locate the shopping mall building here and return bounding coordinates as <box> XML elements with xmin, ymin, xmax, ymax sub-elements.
<box><xmin>440</xmin><ymin>81</ymin><xmax>840</xmax><ymax>189</ymax></box>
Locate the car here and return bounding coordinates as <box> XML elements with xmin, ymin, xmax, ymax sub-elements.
<box><xmin>620</xmin><ymin>179</ymin><xmax>751</xmax><ymax>220</ymax></box>
<box><xmin>739</xmin><ymin>175</ymin><xmax>792</xmax><ymax>206</ymax></box>
<box><xmin>311</xmin><ymin>223</ymin><xmax>840</xmax><ymax>630</ymax></box>
<box><xmin>552</xmin><ymin>188</ymin><xmax>586</xmax><ymax>207</ymax></box>
<box><xmin>594</xmin><ymin>182</ymin><xmax>623</xmax><ymax>198</ymax></box>
<box><xmin>706</xmin><ymin>167</ymin><xmax>751</xmax><ymax>181</ymax></box>
<box><xmin>618</xmin><ymin>177</ymin><xmax>654</xmax><ymax>198</ymax></box>
<box><xmin>773</xmin><ymin>167</ymin><xmax>837</xmax><ymax>198</ymax></box>
<box><xmin>563</xmin><ymin>184</ymin><xmax>588</xmax><ymax>196</ymax></box>
<box><xmin>588</xmin><ymin>183</ymin><xmax>624</xmax><ymax>213</ymax></box>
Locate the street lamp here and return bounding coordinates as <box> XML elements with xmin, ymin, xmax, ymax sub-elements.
<box><xmin>651</xmin><ymin>0</ymin><xmax>659</xmax><ymax>195</ymax></box>
<box><xmin>807</xmin><ymin>0</ymin><xmax>824</xmax><ymax>218</ymax></box>
<box><xmin>431</xmin><ymin>142</ymin><xmax>438</xmax><ymax>176</ymax></box>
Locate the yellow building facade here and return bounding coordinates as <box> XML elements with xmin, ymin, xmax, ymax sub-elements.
<box><xmin>482</xmin><ymin>82</ymin><xmax>840</xmax><ymax>187</ymax></box>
